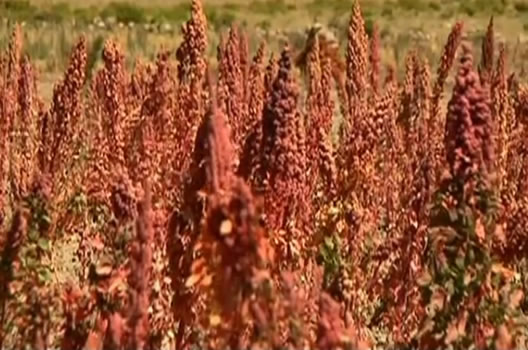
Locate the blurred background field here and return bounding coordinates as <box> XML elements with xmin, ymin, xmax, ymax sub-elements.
<box><xmin>2</xmin><ymin>0</ymin><xmax>528</xmax><ymax>99</ymax></box>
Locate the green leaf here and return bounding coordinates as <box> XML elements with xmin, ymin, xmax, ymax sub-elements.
<box><xmin>38</xmin><ymin>267</ymin><xmax>52</xmax><ymax>283</ymax></box>
<box><xmin>324</xmin><ymin>236</ymin><xmax>334</xmax><ymax>250</ymax></box>
<box><xmin>42</xmin><ymin>214</ymin><xmax>51</xmax><ymax>225</ymax></box>
<box><xmin>417</xmin><ymin>270</ymin><xmax>432</xmax><ymax>287</ymax></box>
<box><xmin>37</xmin><ymin>238</ymin><xmax>50</xmax><ymax>251</ymax></box>
<box><xmin>28</xmin><ymin>229</ymin><xmax>39</xmax><ymax>241</ymax></box>
<box><xmin>455</xmin><ymin>256</ymin><xmax>465</xmax><ymax>269</ymax></box>
<box><xmin>448</xmin><ymin>207</ymin><xmax>458</xmax><ymax>222</ymax></box>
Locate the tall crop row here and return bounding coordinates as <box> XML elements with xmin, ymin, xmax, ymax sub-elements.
<box><xmin>0</xmin><ymin>1</ymin><xmax>528</xmax><ymax>349</ymax></box>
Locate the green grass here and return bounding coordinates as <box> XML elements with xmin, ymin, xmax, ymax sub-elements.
<box><xmin>247</xmin><ymin>0</ymin><xmax>295</xmax><ymax>15</ymax></box>
<box><xmin>1</xmin><ymin>0</ymin><xmax>527</xmax><ymax>100</ymax></box>
<box><xmin>0</xmin><ymin>0</ymin><xmax>39</xmax><ymax>21</ymax></box>
<box><xmin>100</xmin><ymin>2</ymin><xmax>147</xmax><ymax>23</ymax></box>
<box><xmin>514</xmin><ymin>1</ymin><xmax>528</xmax><ymax>13</ymax></box>
<box><xmin>396</xmin><ymin>0</ymin><xmax>430</xmax><ymax>12</ymax></box>
<box><xmin>205</xmin><ymin>6</ymin><xmax>237</xmax><ymax>29</ymax></box>
<box><xmin>1</xmin><ymin>0</ymin><xmax>522</xmax><ymax>29</ymax></box>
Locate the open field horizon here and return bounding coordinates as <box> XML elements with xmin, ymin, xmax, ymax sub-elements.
<box><xmin>2</xmin><ymin>0</ymin><xmax>528</xmax><ymax>101</ymax></box>
<box><xmin>0</xmin><ymin>0</ymin><xmax>526</xmax><ymax>102</ymax></box>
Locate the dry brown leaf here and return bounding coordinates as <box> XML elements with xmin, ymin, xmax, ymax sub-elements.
<box><xmin>185</xmin><ymin>273</ymin><xmax>203</xmax><ymax>288</ymax></box>
<box><xmin>495</xmin><ymin>324</ymin><xmax>513</xmax><ymax>350</ymax></box>
<box><xmin>509</xmin><ymin>289</ymin><xmax>524</xmax><ymax>309</ymax></box>
<box><xmin>200</xmin><ymin>273</ymin><xmax>213</xmax><ymax>287</ymax></box>
<box><xmin>445</xmin><ymin>321</ymin><xmax>459</xmax><ymax>344</ymax></box>
<box><xmin>475</xmin><ymin>218</ymin><xmax>486</xmax><ymax>242</ymax></box>
<box><xmin>431</xmin><ymin>288</ymin><xmax>446</xmax><ymax>312</ymax></box>
<box><xmin>494</xmin><ymin>223</ymin><xmax>506</xmax><ymax>243</ymax></box>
